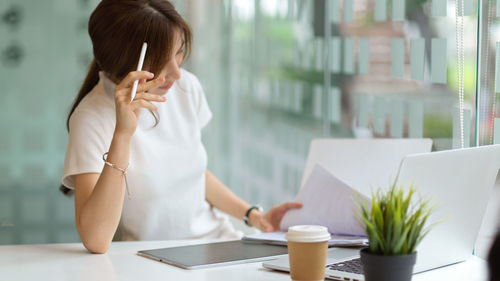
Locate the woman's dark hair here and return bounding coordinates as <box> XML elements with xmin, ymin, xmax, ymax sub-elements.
<box><xmin>60</xmin><ymin>0</ymin><xmax>192</xmax><ymax>196</ymax></box>
<box><xmin>489</xmin><ymin>231</ymin><xmax>500</xmax><ymax>281</ymax></box>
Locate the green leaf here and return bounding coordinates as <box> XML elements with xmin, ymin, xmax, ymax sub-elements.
<box><xmin>394</xmin><ymin>227</ymin><xmax>411</xmax><ymax>254</ymax></box>
<box><xmin>356</xmin><ymin>183</ymin><xmax>436</xmax><ymax>255</ymax></box>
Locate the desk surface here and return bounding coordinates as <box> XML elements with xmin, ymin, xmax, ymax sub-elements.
<box><xmin>0</xmin><ymin>240</ymin><xmax>489</xmax><ymax>281</ymax></box>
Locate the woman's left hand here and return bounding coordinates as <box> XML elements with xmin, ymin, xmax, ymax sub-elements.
<box><xmin>249</xmin><ymin>202</ymin><xmax>303</xmax><ymax>232</ymax></box>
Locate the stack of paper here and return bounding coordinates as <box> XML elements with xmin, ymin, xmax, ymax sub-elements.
<box><xmin>242</xmin><ymin>231</ymin><xmax>367</xmax><ymax>247</ymax></box>
<box><xmin>243</xmin><ymin>164</ymin><xmax>371</xmax><ymax>246</ymax></box>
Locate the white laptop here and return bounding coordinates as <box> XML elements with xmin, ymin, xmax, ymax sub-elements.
<box><xmin>263</xmin><ymin>144</ymin><xmax>500</xmax><ymax>281</ymax></box>
<box><xmin>300</xmin><ymin>138</ymin><xmax>433</xmax><ymax>197</ymax></box>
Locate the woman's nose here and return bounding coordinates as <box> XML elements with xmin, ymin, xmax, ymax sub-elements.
<box><xmin>166</xmin><ymin>60</ymin><xmax>181</xmax><ymax>81</ymax></box>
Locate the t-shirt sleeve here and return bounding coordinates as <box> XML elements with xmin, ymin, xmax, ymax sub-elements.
<box><xmin>191</xmin><ymin>75</ymin><xmax>213</xmax><ymax>129</ymax></box>
<box><xmin>61</xmin><ymin>109</ymin><xmax>111</xmax><ymax>189</ymax></box>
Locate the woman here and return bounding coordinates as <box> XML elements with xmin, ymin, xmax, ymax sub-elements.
<box><xmin>61</xmin><ymin>0</ymin><xmax>301</xmax><ymax>254</ymax></box>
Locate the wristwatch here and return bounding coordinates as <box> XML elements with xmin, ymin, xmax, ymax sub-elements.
<box><xmin>243</xmin><ymin>205</ymin><xmax>263</xmax><ymax>227</ymax></box>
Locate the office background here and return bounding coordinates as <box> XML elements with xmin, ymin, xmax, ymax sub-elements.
<box><xmin>0</xmin><ymin>0</ymin><xmax>498</xmax><ymax>253</ymax></box>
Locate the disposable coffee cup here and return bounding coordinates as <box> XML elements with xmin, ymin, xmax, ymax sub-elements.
<box><xmin>286</xmin><ymin>225</ymin><xmax>331</xmax><ymax>281</ymax></box>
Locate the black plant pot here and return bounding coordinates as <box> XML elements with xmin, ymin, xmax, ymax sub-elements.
<box><xmin>360</xmin><ymin>248</ymin><xmax>417</xmax><ymax>281</ymax></box>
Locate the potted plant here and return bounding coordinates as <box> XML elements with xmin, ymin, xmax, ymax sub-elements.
<box><xmin>359</xmin><ymin>185</ymin><xmax>434</xmax><ymax>281</ymax></box>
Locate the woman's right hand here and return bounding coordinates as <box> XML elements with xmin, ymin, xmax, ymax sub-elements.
<box><xmin>113</xmin><ymin>71</ymin><xmax>166</xmax><ymax>137</ymax></box>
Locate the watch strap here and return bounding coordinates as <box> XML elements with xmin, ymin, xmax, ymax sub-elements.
<box><xmin>243</xmin><ymin>206</ymin><xmax>261</xmax><ymax>227</ymax></box>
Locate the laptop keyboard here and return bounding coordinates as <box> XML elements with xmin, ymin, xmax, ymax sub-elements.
<box><xmin>326</xmin><ymin>258</ymin><xmax>363</xmax><ymax>275</ymax></box>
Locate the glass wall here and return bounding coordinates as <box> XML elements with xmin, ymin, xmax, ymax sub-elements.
<box><xmin>476</xmin><ymin>0</ymin><xmax>500</xmax><ymax>146</ymax></box>
<box><xmin>0</xmin><ymin>0</ymin><xmax>497</xmax><ymax>245</ymax></box>
<box><xmin>0</xmin><ymin>0</ymin><xmax>98</xmax><ymax>244</ymax></box>
<box><xmin>179</xmin><ymin>0</ymin><xmax>486</xmax><ymax>212</ymax></box>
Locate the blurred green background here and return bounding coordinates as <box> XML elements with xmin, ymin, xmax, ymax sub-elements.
<box><xmin>0</xmin><ymin>0</ymin><xmax>498</xmax><ymax>245</ymax></box>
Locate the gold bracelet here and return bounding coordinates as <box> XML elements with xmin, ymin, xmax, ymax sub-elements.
<box><xmin>103</xmin><ymin>152</ymin><xmax>131</xmax><ymax>199</ymax></box>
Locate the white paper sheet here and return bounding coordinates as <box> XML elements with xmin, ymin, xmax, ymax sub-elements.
<box><xmin>279</xmin><ymin>164</ymin><xmax>370</xmax><ymax>236</ymax></box>
<box><xmin>242</xmin><ymin>231</ymin><xmax>367</xmax><ymax>247</ymax></box>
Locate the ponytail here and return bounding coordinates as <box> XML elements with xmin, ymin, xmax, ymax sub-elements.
<box><xmin>66</xmin><ymin>59</ymin><xmax>101</xmax><ymax>131</ymax></box>
<box><xmin>59</xmin><ymin>59</ymin><xmax>101</xmax><ymax>196</ymax></box>
<box><xmin>59</xmin><ymin>185</ymin><xmax>73</xmax><ymax>196</ymax></box>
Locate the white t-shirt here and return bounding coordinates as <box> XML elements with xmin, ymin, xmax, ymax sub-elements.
<box><xmin>62</xmin><ymin>69</ymin><xmax>241</xmax><ymax>241</ymax></box>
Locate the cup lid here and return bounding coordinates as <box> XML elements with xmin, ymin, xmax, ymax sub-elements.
<box><xmin>285</xmin><ymin>225</ymin><xmax>331</xmax><ymax>243</ymax></box>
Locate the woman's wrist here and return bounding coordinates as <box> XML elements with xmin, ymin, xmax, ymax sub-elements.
<box><xmin>107</xmin><ymin>130</ymin><xmax>132</xmax><ymax>165</ymax></box>
<box><xmin>113</xmin><ymin>129</ymin><xmax>133</xmax><ymax>142</ymax></box>
<box><xmin>248</xmin><ymin>209</ymin><xmax>263</xmax><ymax>228</ymax></box>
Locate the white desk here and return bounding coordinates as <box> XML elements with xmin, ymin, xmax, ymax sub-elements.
<box><xmin>0</xmin><ymin>240</ymin><xmax>489</xmax><ymax>281</ymax></box>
